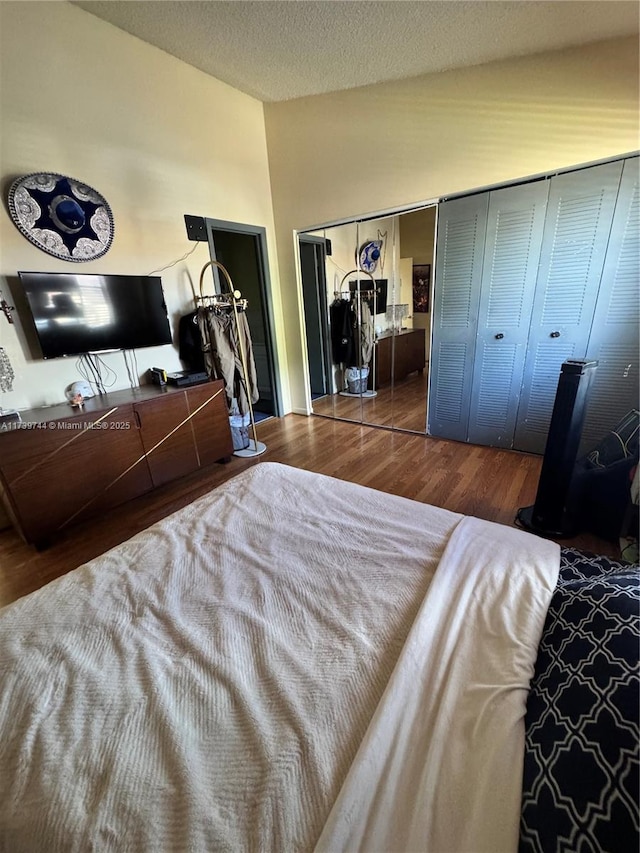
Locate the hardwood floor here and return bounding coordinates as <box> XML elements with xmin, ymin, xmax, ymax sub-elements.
<box><xmin>0</xmin><ymin>413</ymin><xmax>621</xmax><ymax>608</ymax></box>
<box><xmin>312</xmin><ymin>370</ymin><xmax>429</xmax><ymax>433</ymax></box>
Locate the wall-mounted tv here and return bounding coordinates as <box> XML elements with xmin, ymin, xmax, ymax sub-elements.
<box><xmin>348</xmin><ymin>279</ymin><xmax>388</xmax><ymax>315</ymax></box>
<box><xmin>18</xmin><ymin>272</ymin><xmax>172</xmax><ymax>359</ymax></box>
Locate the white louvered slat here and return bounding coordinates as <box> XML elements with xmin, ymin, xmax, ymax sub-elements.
<box><xmin>521</xmin><ymin>342</ymin><xmax>575</xmax><ymax>434</ymax></box>
<box><xmin>541</xmin><ymin>190</ymin><xmax>609</xmax><ymax>326</ymax></box>
<box><xmin>514</xmin><ymin>160</ymin><xmax>624</xmax><ymax>454</ymax></box>
<box><xmin>468</xmin><ymin>180</ymin><xmax>548</xmax><ymax>448</ymax></box>
<box><xmin>583</xmin><ymin>159</ymin><xmax>640</xmax><ymax>452</ymax></box>
<box><xmin>440</xmin><ymin>217</ymin><xmax>482</xmax><ymax>328</ymax></box>
<box><xmin>582</xmin><ymin>343</ymin><xmax>639</xmax><ymax>449</ymax></box>
<box><xmin>485</xmin><ymin>208</ymin><xmax>536</xmax><ymax>328</ymax></box>
<box><xmin>429</xmin><ymin>193</ymin><xmax>487</xmax><ymax>440</ymax></box>
<box><xmin>475</xmin><ymin>343</ymin><xmax>518</xmax><ymax>429</ymax></box>
<box><xmin>434</xmin><ymin>342</ymin><xmax>467</xmax><ymax>422</ymax></box>
<box><xmin>605</xmin><ymin>180</ymin><xmax>640</xmax><ymax>326</ymax></box>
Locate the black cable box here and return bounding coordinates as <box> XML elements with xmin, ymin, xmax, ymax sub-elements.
<box><xmin>166</xmin><ymin>370</ymin><xmax>209</xmax><ymax>387</ymax></box>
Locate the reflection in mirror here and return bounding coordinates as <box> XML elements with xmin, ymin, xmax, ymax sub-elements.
<box><xmin>359</xmin><ymin>215</ymin><xmax>396</xmax><ymax>430</ymax></box>
<box><xmin>395</xmin><ymin>207</ymin><xmax>436</xmax><ymax>433</ymax></box>
<box><xmin>298</xmin><ymin>228</ymin><xmax>334</xmax><ymax>416</ymax></box>
<box><xmin>301</xmin><ymin>205</ymin><xmax>436</xmax><ymax>434</ymax></box>
<box><xmin>303</xmin><ymin>221</ymin><xmax>364</xmax><ymax>423</ymax></box>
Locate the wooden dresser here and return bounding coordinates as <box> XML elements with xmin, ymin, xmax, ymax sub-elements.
<box><xmin>0</xmin><ymin>380</ymin><xmax>233</xmax><ymax>547</ymax></box>
<box><xmin>373</xmin><ymin>329</ymin><xmax>426</xmax><ymax>387</ymax></box>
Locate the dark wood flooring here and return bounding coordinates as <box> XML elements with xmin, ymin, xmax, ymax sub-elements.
<box><xmin>0</xmin><ymin>413</ymin><xmax>620</xmax><ymax>608</ymax></box>
<box><xmin>312</xmin><ymin>371</ymin><xmax>429</xmax><ymax>433</ymax></box>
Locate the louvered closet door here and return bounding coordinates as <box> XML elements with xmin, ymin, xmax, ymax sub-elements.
<box><xmin>581</xmin><ymin>157</ymin><xmax>640</xmax><ymax>451</ymax></box>
<box><xmin>428</xmin><ymin>193</ymin><xmax>488</xmax><ymax>441</ymax></box>
<box><xmin>513</xmin><ymin>160</ymin><xmax>624</xmax><ymax>454</ymax></box>
<box><xmin>467</xmin><ymin>181</ymin><xmax>549</xmax><ymax>447</ymax></box>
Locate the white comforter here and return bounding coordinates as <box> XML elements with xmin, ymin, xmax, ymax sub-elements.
<box><xmin>0</xmin><ymin>462</ymin><xmax>559</xmax><ymax>852</ymax></box>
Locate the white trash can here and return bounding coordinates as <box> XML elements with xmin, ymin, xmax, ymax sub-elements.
<box><xmin>345</xmin><ymin>366</ymin><xmax>369</xmax><ymax>394</ymax></box>
<box><xmin>229</xmin><ymin>412</ymin><xmax>251</xmax><ymax>450</ymax></box>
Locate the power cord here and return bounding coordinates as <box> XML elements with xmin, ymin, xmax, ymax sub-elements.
<box><xmin>76</xmin><ymin>355</ymin><xmax>100</xmax><ymax>395</ymax></box>
<box><xmin>122</xmin><ymin>350</ymin><xmax>135</xmax><ymax>389</ymax></box>
<box><xmin>77</xmin><ymin>353</ymin><xmax>117</xmax><ymax>395</ymax></box>
<box><xmin>93</xmin><ymin>354</ymin><xmax>117</xmax><ymax>390</ymax></box>
<box><xmin>147</xmin><ymin>241</ymin><xmax>202</xmax><ymax>276</ymax></box>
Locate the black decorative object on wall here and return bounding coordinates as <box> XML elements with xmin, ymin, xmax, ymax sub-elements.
<box><xmin>7</xmin><ymin>172</ymin><xmax>114</xmax><ymax>261</ymax></box>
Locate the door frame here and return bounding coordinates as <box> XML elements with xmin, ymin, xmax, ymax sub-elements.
<box><xmin>204</xmin><ymin>217</ymin><xmax>283</xmax><ymax>417</ymax></box>
<box><xmin>298</xmin><ymin>235</ymin><xmax>332</xmax><ymax>401</ymax></box>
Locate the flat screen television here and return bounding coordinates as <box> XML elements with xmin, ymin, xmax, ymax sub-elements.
<box><xmin>348</xmin><ymin>278</ymin><xmax>388</xmax><ymax>315</ymax></box>
<box><xmin>18</xmin><ymin>272</ymin><xmax>172</xmax><ymax>359</ymax></box>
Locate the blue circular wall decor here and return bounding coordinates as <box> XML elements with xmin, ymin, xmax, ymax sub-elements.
<box><xmin>357</xmin><ymin>240</ymin><xmax>382</xmax><ymax>274</ymax></box>
<box><xmin>8</xmin><ymin>172</ymin><xmax>114</xmax><ymax>262</ymax></box>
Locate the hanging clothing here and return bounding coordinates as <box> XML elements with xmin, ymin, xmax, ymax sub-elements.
<box><xmin>330</xmin><ymin>299</ymin><xmax>357</xmax><ymax>365</ymax></box>
<box><xmin>197</xmin><ymin>308</ymin><xmax>259</xmax><ymax>416</ymax></box>
<box><xmin>236</xmin><ymin>312</ymin><xmax>259</xmax><ymax>408</ymax></box>
<box><xmin>359</xmin><ymin>300</ymin><xmax>374</xmax><ymax>366</ymax></box>
<box><xmin>329</xmin><ymin>297</ymin><xmax>374</xmax><ymax>368</ymax></box>
<box><xmin>178</xmin><ymin>311</ymin><xmax>206</xmax><ymax>372</ymax></box>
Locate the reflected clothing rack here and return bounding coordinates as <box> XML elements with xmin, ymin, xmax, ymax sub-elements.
<box><xmin>331</xmin><ymin>270</ymin><xmax>377</xmax><ymax>396</ymax></box>
<box><xmin>333</xmin><ymin>289</ymin><xmax>376</xmax><ymax>368</ymax></box>
<box><xmin>196</xmin><ymin>261</ymin><xmax>266</xmax><ymax>457</ymax></box>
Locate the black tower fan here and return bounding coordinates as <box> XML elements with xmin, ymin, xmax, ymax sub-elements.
<box><xmin>517</xmin><ymin>359</ymin><xmax>598</xmax><ymax>537</ymax></box>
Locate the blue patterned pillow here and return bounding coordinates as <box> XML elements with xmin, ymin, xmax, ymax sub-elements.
<box><xmin>520</xmin><ymin>549</ymin><xmax>640</xmax><ymax>853</ymax></box>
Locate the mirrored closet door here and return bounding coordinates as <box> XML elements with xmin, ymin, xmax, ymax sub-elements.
<box><xmin>299</xmin><ymin>206</ymin><xmax>436</xmax><ymax>434</ymax></box>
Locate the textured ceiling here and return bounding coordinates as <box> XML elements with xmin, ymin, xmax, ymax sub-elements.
<box><xmin>72</xmin><ymin>1</ymin><xmax>640</xmax><ymax>102</ymax></box>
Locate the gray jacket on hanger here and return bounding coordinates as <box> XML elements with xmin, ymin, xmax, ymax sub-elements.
<box><xmin>198</xmin><ymin>309</ymin><xmax>259</xmax><ymax>415</ymax></box>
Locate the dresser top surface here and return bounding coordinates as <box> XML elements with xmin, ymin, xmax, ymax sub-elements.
<box><xmin>1</xmin><ymin>381</ymin><xmax>222</xmax><ymax>431</ymax></box>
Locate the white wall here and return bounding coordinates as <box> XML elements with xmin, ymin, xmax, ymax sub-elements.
<box><xmin>264</xmin><ymin>37</ymin><xmax>639</xmax><ymax>412</ymax></box>
<box><xmin>0</xmin><ymin>1</ymin><xmax>286</xmax><ymax>412</ymax></box>
<box><xmin>399</xmin><ymin>207</ymin><xmax>438</xmax><ymax>359</ymax></box>
<box><xmin>1</xmin><ymin>6</ymin><xmax>638</xmax><ymax>424</ymax></box>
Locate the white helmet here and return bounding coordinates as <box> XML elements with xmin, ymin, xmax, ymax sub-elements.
<box><xmin>64</xmin><ymin>380</ymin><xmax>94</xmax><ymax>401</ymax></box>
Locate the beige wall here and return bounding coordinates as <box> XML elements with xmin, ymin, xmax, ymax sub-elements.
<box><xmin>399</xmin><ymin>207</ymin><xmax>437</xmax><ymax>358</ymax></box>
<box><xmin>0</xmin><ymin>2</ymin><xmax>287</xmax><ymax>411</ymax></box>
<box><xmin>399</xmin><ymin>208</ymin><xmax>436</xmax><ymax>269</ymax></box>
<box><xmin>1</xmin><ymin>7</ymin><xmax>637</xmax><ymax>422</ymax></box>
<box><xmin>265</xmin><ymin>37</ymin><xmax>639</xmax><ymax>412</ymax></box>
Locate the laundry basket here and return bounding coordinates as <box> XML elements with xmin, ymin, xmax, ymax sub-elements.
<box><xmin>345</xmin><ymin>366</ymin><xmax>369</xmax><ymax>394</ymax></box>
<box><xmin>229</xmin><ymin>412</ymin><xmax>251</xmax><ymax>450</ymax></box>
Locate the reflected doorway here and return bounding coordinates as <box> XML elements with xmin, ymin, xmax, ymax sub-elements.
<box><xmin>299</xmin><ymin>236</ymin><xmax>332</xmax><ymax>400</ymax></box>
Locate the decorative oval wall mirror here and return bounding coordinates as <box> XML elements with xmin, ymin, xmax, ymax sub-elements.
<box><xmin>7</xmin><ymin>172</ymin><xmax>114</xmax><ymax>261</ymax></box>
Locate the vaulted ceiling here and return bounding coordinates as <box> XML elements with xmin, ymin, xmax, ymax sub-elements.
<box><xmin>72</xmin><ymin>1</ymin><xmax>640</xmax><ymax>102</ymax></box>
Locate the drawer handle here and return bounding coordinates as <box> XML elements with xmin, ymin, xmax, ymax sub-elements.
<box><xmin>495</xmin><ymin>333</ymin><xmax>504</xmax><ymax>340</ymax></box>
<box><xmin>550</xmin><ymin>331</ymin><xmax>561</xmax><ymax>338</ymax></box>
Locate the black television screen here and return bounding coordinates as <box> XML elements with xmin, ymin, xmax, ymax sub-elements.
<box><xmin>18</xmin><ymin>272</ymin><xmax>172</xmax><ymax>359</ymax></box>
<box><xmin>348</xmin><ymin>279</ymin><xmax>388</xmax><ymax>315</ymax></box>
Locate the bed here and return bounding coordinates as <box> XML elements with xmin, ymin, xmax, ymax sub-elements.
<box><xmin>0</xmin><ymin>462</ymin><xmax>637</xmax><ymax>852</ymax></box>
